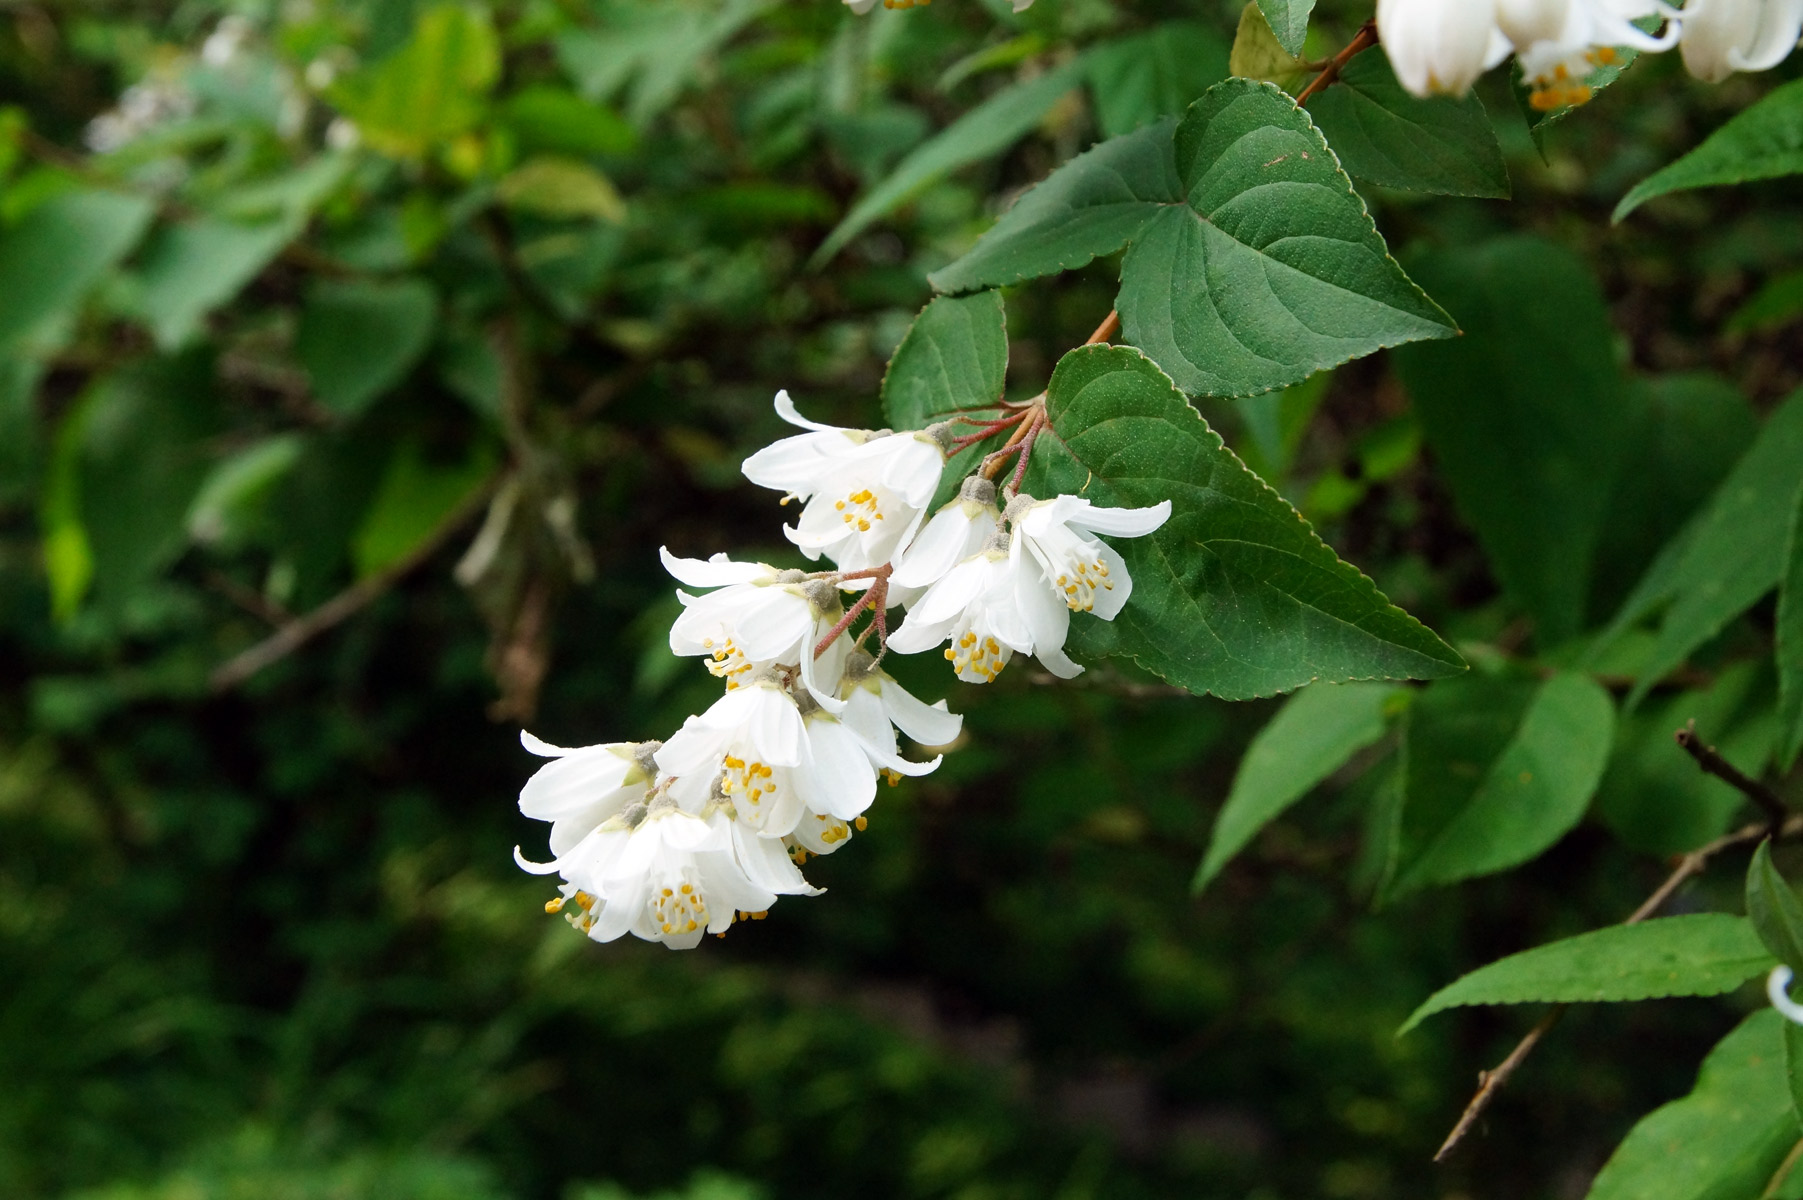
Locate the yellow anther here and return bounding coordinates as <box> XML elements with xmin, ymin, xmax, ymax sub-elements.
<box><xmin>545</xmin><ymin>897</ymin><xmax>566</xmax><ymax>914</ymax></box>
<box><xmin>855</xmin><ymin>816</ymin><xmax>869</xmax><ymax>830</ymax></box>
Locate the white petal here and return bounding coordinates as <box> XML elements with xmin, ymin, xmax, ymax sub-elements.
<box><xmin>1064</xmin><ymin>498</ymin><xmax>1171</xmax><ymax>539</ymax></box>
<box><xmin>512</xmin><ymin>844</ymin><xmax>563</xmax><ymax>875</ymax></box>
<box><xmin>894</xmin><ymin>507</ymin><xmax>987</xmax><ymax>589</ymax></box>
<box><xmin>912</xmin><ymin>557</ymin><xmax>989</xmax><ymax>626</ymax></box>
<box><xmin>659</xmin><ymin>546</ymin><xmax>767</xmax><ymax>589</ymax></box>
<box><xmin>879</xmin><ymin>679</ymin><xmax>964</xmax><ymax>747</ymax></box>
<box><xmin>1016</xmin><ymin>558</ymin><xmax>1081</xmax><ymax>678</ymax></box>
<box><xmin>885</xmin><ymin>610</ymin><xmax>954</xmax><ymax>655</ymax></box>
<box><xmin>1088</xmin><ymin>543</ymin><xmax>1133</xmax><ymax>621</ymax></box>
<box><xmin>730</xmin><ymin>588</ymin><xmax>812</xmax><ymax>663</ymax></box>
<box><xmin>732</xmin><ymin>823</ymin><xmax>822</xmax><ymax>896</ymax></box>
<box><xmin>802</xmin><ymin>717</ymin><xmax>878</xmax><ymax>820</ymax></box>
<box><xmin>749</xmin><ymin>687</ymin><xmax>805</xmax><ymax>766</ymax></box>
<box><xmin>521</xmin><ymin>729</ymin><xmax>574</xmax><ymax>757</ymax></box>
<box><xmin>774</xmin><ymin>388</ymin><xmax>838</xmax><ymax>432</ymax></box>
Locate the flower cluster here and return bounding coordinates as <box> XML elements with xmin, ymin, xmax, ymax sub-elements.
<box><xmin>1378</xmin><ymin>0</ymin><xmax>1801</xmax><ymax>106</ymax></box>
<box><xmin>514</xmin><ymin>392</ymin><xmax>1169</xmax><ymax>949</ymax></box>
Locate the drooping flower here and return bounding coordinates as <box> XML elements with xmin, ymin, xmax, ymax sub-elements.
<box><xmin>661</xmin><ymin>547</ymin><xmax>849</xmax><ymax>709</ymax></box>
<box><xmin>892</xmin><ymin>476</ymin><xmax>1002</xmax><ymax>595</ymax></box>
<box><xmin>1506</xmin><ymin>0</ymin><xmax>1680</xmax><ymax>109</ymax></box>
<box><xmin>519</xmin><ymin>798</ymin><xmax>815</xmax><ymax>950</ymax></box>
<box><xmin>886</xmin><ymin>539</ymin><xmax>1034</xmax><ymax>683</ymax></box>
<box><xmin>1377</xmin><ymin>0</ymin><xmax>1511</xmax><ymax>96</ymax></box>
<box><xmin>1679</xmin><ymin>0</ymin><xmax>1803</xmax><ymax>79</ymax></box>
<box><xmin>740</xmin><ymin>391</ymin><xmax>949</xmax><ymax>572</ymax></box>
<box><xmin>657</xmin><ymin>677</ymin><xmax>812</xmax><ymax>832</ymax></box>
<box><xmin>517</xmin><ymin>731</ymin><xmax>659</xmax><ymax>856</ymax></box>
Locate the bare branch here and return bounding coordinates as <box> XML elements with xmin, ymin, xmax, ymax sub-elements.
<box><xmin>1295</xmin><ymin>20</ymin><xmax>1379</xmax><ymax>107</ymax></box>
<box><xmin>1677</xmin><ymin>718</ymin><xmax>1788</xmax><ymax>833</ymax></box>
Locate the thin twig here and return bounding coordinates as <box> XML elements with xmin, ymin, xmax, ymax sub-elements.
<box><xmin>1433</xmin><ymin>811</ymin><xmax>1803</xmax><ymax>1162</ymax></box>
<box><xmin>1764</xmin><ymin>1135</ymin><xmax>1803</xmax><ymax>1198</ymax></box>
<box><xmin>1677</xmin><ymin>719</ymin><xmax>1789</xmax><ymax>833</ymax></box>
<box><xmin>1295</xmin><ymin>19</ymin><xmax>1379</xmax><ymax>107</ymax></box>
<box><xmin>210</xmin><ymin>474</ymin><xmax>501</xmax><ymax>692</ymax></box>
<box><xmin>1085</xmin><ymin>310</ymin><xmax>1120</xmax><ymax>345</ymax></box>
<box><xmin>980</xmin><ymin>406</ymin><xmax>1044</xmax><ymax>482</ymax></box>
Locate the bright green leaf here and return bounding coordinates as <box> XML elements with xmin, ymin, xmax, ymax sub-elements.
<box><xmin>1019</xmin><ymin>345</ymin><xmax>1465</xmax><ymax>699</ymax></box>
<box><xmin>0</xmin><ymin>189</ymin><xmax>155</xmax><ymax>356</ymax></box>
<box><xmin>934</xmin><ymin>80</ymin><xmax>1455</xmax><ymax>398</ymax></box>
<box><xmin>1780</xmin><ymin>485</ymin><xmax>1803</xmax><ymax>771</ymax></box>
<box><xmin>1087</xmin><ymin>22</ymin><xmax>1229</xmax><ymax>139</ymax></box>
<box><xmin>1309</xmin><ymin>50</ymin><xmax>1509</xmax><ymax>198</ymax></box>
<box><xmin>1614</xmin><ymin>387</ymin><xmax>1803</xmax><ymax>703</ymax></box>
<box><xmin>1399</xmin><ymin>914</ymin><xmax>1774</xmax><ymax>1035</ymax></box>
<box><xmin>500</xmin><ymin>86</ymin><xmax>637</xmax><ymax>158</ymax></box>
<box><xmin>352</xmin><ymin>440</ymin><xmax>498</xmax><ymax>578</ymax></box>
<box><xmin>328</xmin><ymin>4</ymin><xmax>501</xmax><ymax>158</ymax></box>
<box><xmin>881</xmin><ymin>290</ymin><xmax>1009</xmax><ymax>511</ymax></box>
<box><xmin>1195</xmin><ymin>682</ymin><xmax>1401</xmax><ymax>893</ymax></box>
<box><xmin>1393</xmin><ymin>237</ymin><xmax>1634</xmax><ymax>645</ymax></box>
<box><xmin>1254</xmin><ymin>0</ymin><xmax>1314</xmax><ymax>58</ymax></box>
<box><xmin>1749</xmin><ymin>842</ymin><xmax>1803</xmax><ymax>977</ymax></box>
<box><xmin>1387</xmin><ymin>672</ymin><xmax>1615</xmax><ymax>898</ymax></box>
<box><xmin>1230</xmin><ymin>3</ymin><xmax>1308</xmax><ymax>90</ymax></box>
<box><xmin>186</xmin><ymin>435</ymin><xmax>305</xmax><ymax>548</ymax></box>
<box><xmin>812</xmin><ymin>61</ymin><xmax>1084</xmax><ymax>269</ymax></box>
<box><xmin>38</xmin><ymin>387</ymin><xmax>95</xmax><ymax>622</ymax></box>
<box><xmin>1586</xmin><ymin>1010</ymin><xmax>1798</xmax><ymax>1200</ymax></box>
<box><xmin>296</xmin><ymin>279</ymin><xmax>438</xmax><ymax>418</ymax></box>
<box><xmin>1615</xmin><ymin>78</ymin><xmax>1803</xmax><ymax>221</ymax></box>
<box><xmin>496</xmin><ymin>156</ymin><xmax>626</xmax><ymax>223</ymax></box>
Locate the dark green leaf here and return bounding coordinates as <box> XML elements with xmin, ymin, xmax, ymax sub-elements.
<box><xmin>1086</xmin><ymin>22</ymin><xmax>1229</xmax><ymax>139</ymax></box>
<box><xmin>500</xmin><ymin>85</ymin><xmax>637</xmax><ymax>158</ymax></box>
<box><xmin>811</xmin><ymin>61</ymin><xmax>1085</xmax><ymax>269</ymax></box>
<box><xmin>555</xmin><ymin>0</ymin><xmax>771</xmax><ymax>127</ymax></box>
<box><xmin>1195</xmin><ymin>681</ymin><xmax>1401</xmax><ymax>892</ymax></box>
<box><xmin>1309</xmin><ymin>51</ymin><xmax>1509</xmax><ymax>198</ymax></box>
<box><xmin>1586</xmin><ymin>1010</ymin><xmax>1798</xmax><ymax>1200</ymax></box>
<box><xmin>129</xmin><ymin>218</ymin><xmax>293</xmax><ymax>350</ymax></box>
<box><xmin>1021</xmin><ymin>344</ymin><xmax>1465</xmax><ymax>699</ymax></box>
<box><xmin>927</xmin><ymin>120</ymin><xmax>1182</xmax><ymax>296</ymax></box>
<box><xmin>882</xmin><ymin>290</ymin><xmax>1009</xmax><ymax>432</ymax></box>
<box><xmin>1615</xmin><ymin>78</ymin><xmax>1803</xmax><ymax>221</ymax></box>
<box><xmin>1780</xmin><ymin>484</ymin><xmax>1803</xmax><ymax>772</ymax></box>
<box><xmin>0</xmin><ymin>189</ymin><xmax>155</xmax><ymax>356</ymax></box>
<box><xmin>1393</xmin><ymin>237</ymin><xmax>1634</xmax><ymax>644</ymax></box>
<box><xmin>1728</xmin><ymin>267</ymin><xmax>1803</xmax><ymax>334</ymax></box>
<box><xmin>1614</xmin><ymin>388</ymin><xmax>1803</xmax><ymax>703</ymax></box>
<box><xmin>1750</xmin><ymin>842</ymin><xmax>1803</xmax><ymax>977</ymax></box>
<box><xmin>296</xmin><ymin>279</ymin><xmax>438</xmax><ymax>419</ymax></box>
<box><xmin>1254</xmin><ymin>0</ymin><xmax>1314</xmax><ymax>57</ymax></box>
<box><xmin>351</xmin><ymin>439</ymin><xmax>498</xmax><ymax>578</ymax></box>
<box><xmin>1785</xmin><ymin>1019</ymin><xmax>1803</xmax><ymax>1130</ymax></box>
<box><xmin>1386</xmin><ymin>671</ymin><xmax>1615</xmax><ymax>898</ymax></box>
<box><xmin>1399</xmin><ymin>914</ymin><xmax>1774</xmax><ymax>1034</ymax></box>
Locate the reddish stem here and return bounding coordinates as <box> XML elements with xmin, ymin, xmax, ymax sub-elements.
<box><xmin>813</xmin><ymin>563</ymin><xmax>894</xmax><ymax>659</ymax></box>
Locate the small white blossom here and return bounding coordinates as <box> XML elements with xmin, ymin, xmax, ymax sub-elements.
<box><xmin>1010</xmin><ymin>494</ymin><xmax>1171</xmax><ymax>678</ymax></box>
<box><xmin>1507</xmin><ymin>0</ymin><xmax>1679</xmax><ymax>109</ymax></box>
<box><xmin>661</xmin><ymin>547</ymin><xmax>848</xmax><ymax>709</ymax></box>
<box><xmin>1679</xmin><ymin>0</ymin><xmax>1803</xmax><ymax>79</ymax></box>
<box><xmin>517</xmin><ymin>731</ymin><xmax>659</xmax><ymax>856</ymax></box>
<box><xmin>741</xmin><ymin>391</ymin><xmax>947</xmax><ymax>572</ymax></box>
<box><xmin>657</xmin><ymin>677</ymin><xmax>822</xmax><ymax>836</ymax></box>
<box><xmin>1377</xmin><ymin>0</ymin><xmax>1512</xmax><ymax>96</ymax></box>
<box><xmin>887</xmin><ymin>543</ymin><xmax>1034</xmax><ymax>682</ymax></box>
<box><xmin>892</xmin><ymin>476</ymin><xmax>1002</xmax><ymax>595</ymax></box>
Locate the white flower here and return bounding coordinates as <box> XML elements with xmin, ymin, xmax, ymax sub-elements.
<box><xmin>661</xmin><ymin>547</ymin><xmax>848</xmax><ymax>709</ymax></box>
<box><xmin>517</xmin><ymin>731</ymin><xmax>658</xmax><ymax>856</ymax></box>
<box><xmin>1377</xmin><ymin>0</ymin><xmax>1511</xmax><ymax>96</ymax></box>
<box><xmin>1680</xmin><ymin>0</ymin><xmax>1803</xmax><ymax>79</ymax></box>
<box><xmin>1506</xmin><ymin>0</ymin><xmax>1679</xmax><ymax>109</ymax></box>
<box><xmin>1009</xmin><ymin>494</ymin><xmax>1171</xmax><ymax>678</ymax></box>
<box><xmin>657</xmin><ymin>679</ymin><xmax>812</xmax><ymax>832</ymax></box>
<box><xmin>892</xmin><ymin>476</ymin><xmax>1002</xmax><ymax>595</ymax></box>
<box><xmin>740</xmin><ymin>391</ymin><xmax>948</xmax><ymax>572</ymax></box>
<box><xmin>886</xmin><ymin>545</ymin><xmax>1034</xmax><ymax>682</ymax></box>
<box><xmin>519</xmin><ymin>800</ymin><xmax>816</xmax><ymax>950</ymax></box>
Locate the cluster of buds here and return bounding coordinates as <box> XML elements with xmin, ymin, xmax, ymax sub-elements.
<box><xmin>514</xmin><ymin>391</ymin><xmax>1168</xmax><ymax>949</ymax></box>
<box><xmin>1376</xmin><ymin>0</ymin><xmax>1800</xmax><ymax>106</ymax></box>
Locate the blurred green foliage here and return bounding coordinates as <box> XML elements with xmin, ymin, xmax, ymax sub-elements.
<box><xmin>1</xmin><ymin>0</ymin><xmax>1800</xmax><ymax>1197</ymax></box>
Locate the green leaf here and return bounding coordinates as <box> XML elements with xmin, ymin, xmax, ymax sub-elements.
<box><xmin>934</xmin><ymin>80</ymin><xmax>1455</xmax><ymax>398</ymax></box>
<box><xmin>500</xmin><ymin>86</ymin><xmax>637</xmax><ymax>158</ymax></box>
<box><xmin>1586</xmin><ymin>1010</ymin><xmax>1798</xmax><ymax>1200</ymax></box>
<box><xmin>1020</xmin><ymin>344</ymin><xmax>1464</xmax><ymax>699</ymax></box>
<box><xmin>811</xmin><ymin>61</ymin><xmax>1084</xmax><ymax>269</ymax></box>
<box><xmin>1386</xmin><ymin>672</ymin><xmax>1615</xmax><ymax>899</ymax></box>
<box><xmin>1308</xmin><ymin>51</ymin><xmax>1509</xmax><ymax>198</ymax></box>
<box><xmin>186</xmin><ymin>435</ymin><xmax>305</xmax><ymax>549</ymax></box>
<box><xmin>882</xmin><ymin>290</ymin><xmax>1008</xmax><ymax>433</ymax></box>
<box><xmin>1253</xmin><ymin>0</ymin><xmax>1314</xmax><ymax>57</ymax></box>
<box><xmin>1194</xmin><ymin>681</ymin><xmax>1400</xmax><ymax>893</ymax></box>
<box><xmin>129</xmin><ymin>218</ymin><xmax>293</xmax><ymax>350</ymax></box>
<box><xmin>1749</xmin><ymin>842</ymin><xmax>1803</xmax><ymax>977</ymax></box>
<box><xmin>555</xmin><ymin>0</ymin><xmax>772</xmax><ymax>128</ymax></box>
<box><xmin>1615</xmin><ymin>78</ymin><xmax>1803</xmax><ymax>221</ymax></box>
<box><xmin>352</xmin><ymin>439</ymin><xmax>498</xmax><ymax>578</ymax></box>
<box><xmin>1729</xmin><ymin>267</ymin><xmax>1803</xmax><ymax>335</ymax></box>
<box><xmin>1392</xmin><ymin>237</ymin><xmax>1634</xmax><ymax>645</ymax></box>
<box><xmin>38</xmin><ymin>386</ymin><xmax>95</xmax><ymax>622</ymax></box>
<box><xmin>1399</xmin><ymin>914</ymin><xmax>1774</xmax><ymax>1035</ymax></box>
<box><xmin>0</xmin><ymin>189</ymin><xmax>155</xmax><ymax>356</ymax></box>
<box><xmin>296</xmin><ymin>279</ymin><xmax>438</xmax><ymax>419</ymax></box>
<box><xmin>77</xmin><ymin>355</ymin><xmax>223</xmax><ymax>609</ymax></box>
<box><xmin>1086</xmin><ymin>22</ymin><xmax>1230</xmax><ymax>139</ymax></box>
<box><xmin>496</xmin><ymin>156</ymin><xmax>626</xmax><ymax>223</ymax></box>
<box><xmin>1785</xmin><ymin>1019</ymin><xmax>1803</xmax><ymax>1130</ymax></box>
<box><xmin>1616</xmin><ymin>388</ymin><xmax>1803</xmax><ymax>703</ymax></box>
<box><xmin>1780</xmin><ymin>484</ymin><xmax>1803</xmax><ymax>772</ymax></box>
<box><xmin>1515</xmin><ymin>38</ymin><xmax>1645</xmax><ymax>152</ymax></box>
<box><xmin>1230</xmin><ymin>3</ymin><xmax>1308</xmax><ymax>90</ymax></box>
<box><xmin>328</xmin><ymin>4</ymin><xmax>500</xmax><ymax>158</ymax></box>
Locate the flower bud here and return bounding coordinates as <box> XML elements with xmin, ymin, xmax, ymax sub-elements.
<box><xmin>1680</xmin><ymin>0</ymin><xmax>1803</xmax><ymax>81</ymax></box>
<box><xmin>1377</xmin><ymin>0</ymin><xmax>1502</xmax><ymax>96</ymax></box>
